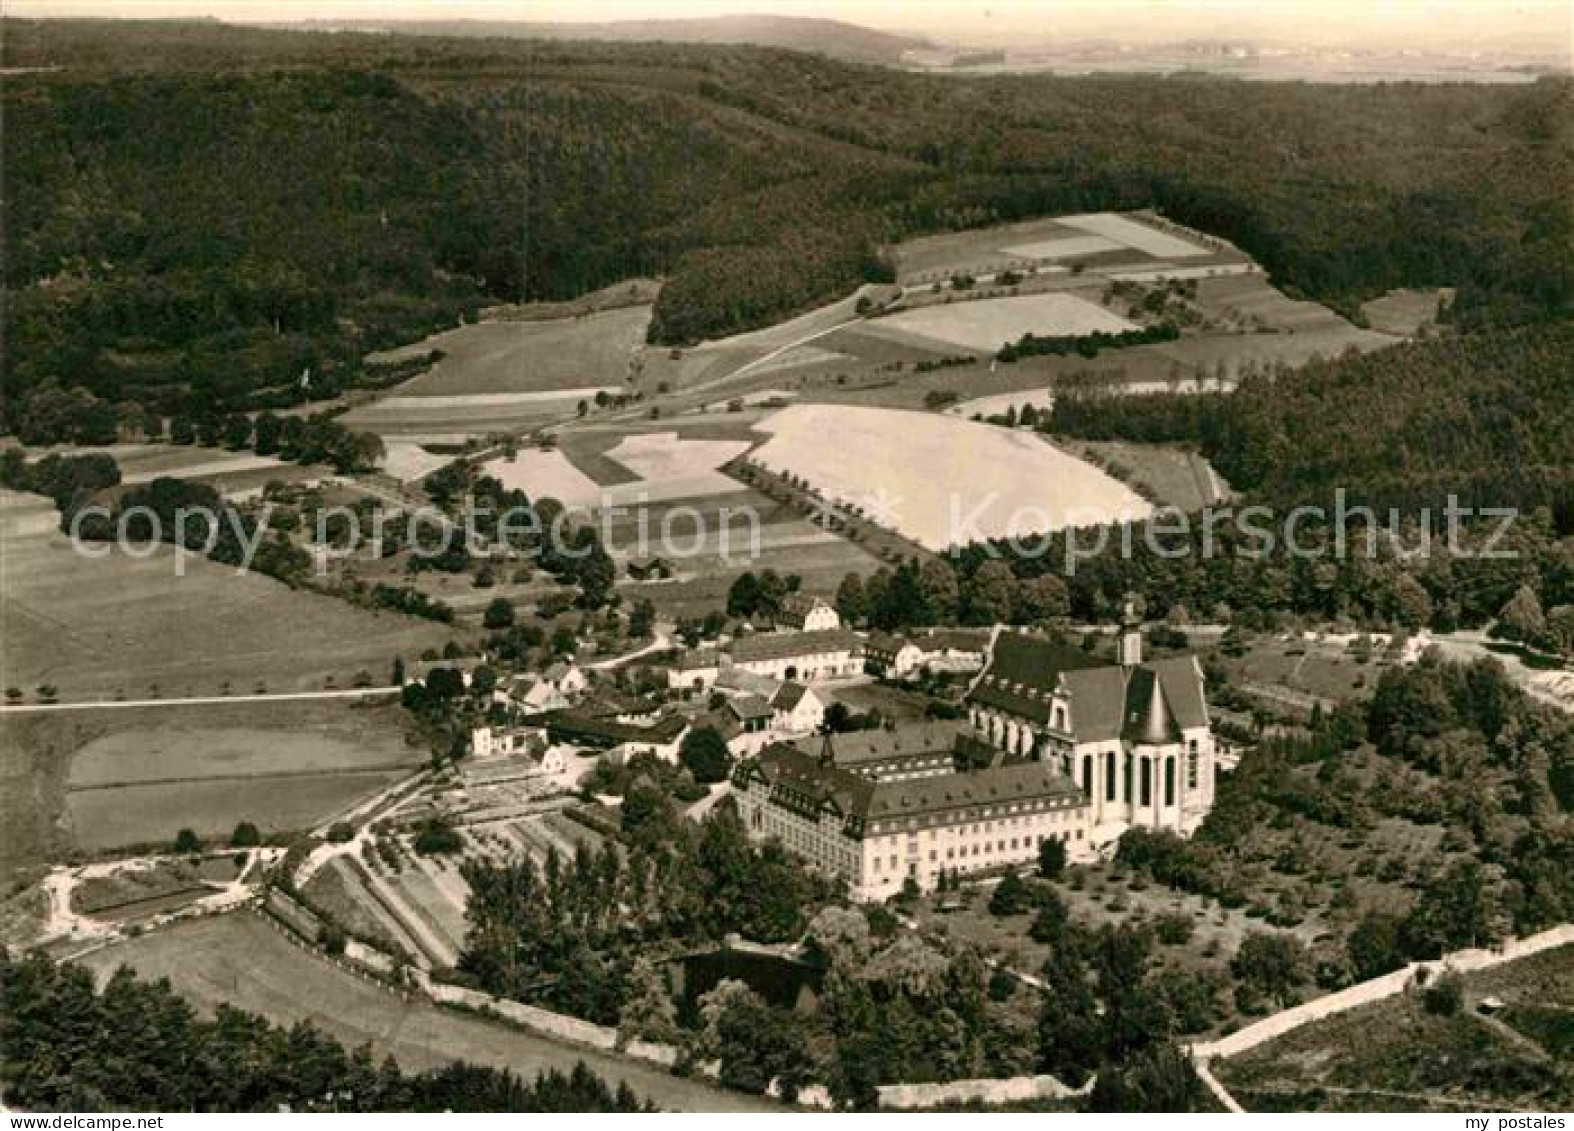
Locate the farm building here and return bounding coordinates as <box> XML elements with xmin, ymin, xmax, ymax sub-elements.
<box><xmin>727</xmin><ymin>629</ymin><xmax>863</xmax><ymax>681</ymax></box>
<box><xmin>777</xmin><ymin>593</ymin><xmax>841</xmax><ymax>632</ymax></box>
<box><xmin>667</xmin><ymin>648</ymin><xmax>723</xmax><ymax>692</ymax></box>
<box><xmin>865</xmin><ymin>631</ymin><xmax>924</xmax><ymax>678</ymax></box>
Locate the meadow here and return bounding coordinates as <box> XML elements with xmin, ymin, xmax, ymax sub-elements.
<box><xmin>1</xmin><ymin>489</ymin><xmax>454</xmax><ymax>702</ymax></box>
<box><xmin>865</xmin><ymin>292</ymin><xmax>1137</xmax><ymax>353</ymax></box>
<box><xmin>1</xmin><ymin>699</ymin><xmax>423</xmax><ymax>876</ymax></box>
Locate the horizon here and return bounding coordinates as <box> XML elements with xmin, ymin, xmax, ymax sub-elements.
<box><xmin>7</xmin><ymin>2</ymin><xmax>1571</xmax><ymax>56</ymax></box>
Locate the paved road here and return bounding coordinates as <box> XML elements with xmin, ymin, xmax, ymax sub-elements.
<box><xmin>0</xmin><ymin>686</ymin><xmax>401</xmax><ymax>714</ymax></box>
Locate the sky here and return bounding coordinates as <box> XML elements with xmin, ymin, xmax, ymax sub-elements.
<box><xmin>10</xmin><ymin>0</ymin><xmax>1571</xmax><ymax>53</ymax></box>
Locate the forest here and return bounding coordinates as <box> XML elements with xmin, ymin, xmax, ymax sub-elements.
<box><xmin>0</xmin><ymin>950</ymin><xmax>652</xmax><ymax>1112</ymax></box>
<box><xmin>4</xmin><ymin>18</ymin><xmax>1570</xmax><ymax>428</ymax></box>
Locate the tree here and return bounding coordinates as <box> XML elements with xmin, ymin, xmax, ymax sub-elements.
<box><xmin>1346</xmin><ymin>911</ymin><xmax>1406</xmax><ymax>980</ymax></box>
<box><xmin>963</xmin><ymin>560</ymin><xmax>1016</xmax><ymax>625</ymax></box>
<box><xmin>1015</xmin><ymin>574</ymin><xmax>1069</xmax><ymax>624</ymax></box>
<box><xmin>173</xmin><ymin>828</ymin><xmax>202</xmax><ymax>854</ymax></box>
<box><xmin>988</xmin><ymin>870</ymin><xmax>1032</xmax><ymax>916</ymax></box>
<box><xmin>834</xmin><ymin>572</ymin><xmax>867</xmax><ymax>625</ymax></box>
<box><xmin>617</xmin><ymin>958</ymin><xmax>679</xmax><ymax>1047</ymax></box>
<box><xmin>413</xmin><ymin>816</ymin><xmax>463</xmax><ymax>855</ymax></box>
<box><xmin>483</xmin><ymin>597</ymin><xmax>515</xmax><ymax>630</ymax></box>
<box><xmin>1088</xmin><ymin>1040</ymin><xmax>1205</xmax><ymax>1112</ymax></box>
<box><xmin>229</xmin><ymin>822</ymin><xmax>261</xmax><ymax>848</ymax></box>
<box><xmin>1497</xmin><ymin>583</ymin><xmax>1547</xmax><ymax>645</ymax></box>
<box><xmin>1231</xmin><ymin>932</ymin><xmax>1305</xmax><ymax>1009</ymax></box>
<box><xmin>680</xmin><ymin>726</ymin><xmax>732</xmax><ymax>784</ymax></box>
<box><xmin>1037</xmin><ymin>836</ymin><xmax>1067</xmax><ymax>879</ymax></box>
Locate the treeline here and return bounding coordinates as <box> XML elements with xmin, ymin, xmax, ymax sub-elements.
<box><xmin>1050</xmin><ymin>321</ymin><xmax>1574</xmax><ymax>521</ymax></box>
<box><xmin>71</xmin><ymin>477</ymin><xmax>314</xmax><ymax>584</ymax></box>
<box><xmin>6</xmin><ymin>20</ymin><xmax>1569</xmax><ymax>424</ymax></box>
<box><xmin>0</xmin><ymin>950</ymin><xmax>651</xmax><ymax>1112</ymax></box>
<box><xmin>0</xmin><ymin>450</ymin><xmax>120</xmax><ymax>511</ymax></box>
<box><xmin>997</xmin><ymin>321</ymin><xmax>1177</xmax><ymax>363</ymax></box>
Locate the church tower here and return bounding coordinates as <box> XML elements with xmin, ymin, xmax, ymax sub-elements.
<box><xmin>1117</xmin><ymin>595</ymin><xmax>1143</xmax><ymax>669</ymax></box>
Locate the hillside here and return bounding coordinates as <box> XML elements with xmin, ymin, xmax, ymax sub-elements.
<box><xmin>3</xmin><ymin>19</ymin><xmax>1570</xmax><ymax>430</ymax></box>
<box><xmin>279</xmin><ymin>15</ymin><xmax>933</xmax><ymax>66</ymax></box>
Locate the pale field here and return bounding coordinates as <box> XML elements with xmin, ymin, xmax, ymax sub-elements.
<box><xmin>18</xmin><ymin>443</ymin><xmax>317</xmax><ymax>499</ymax></box>
<box><xmin>892</xmin><ymin>215</ymin><xmax>1093</xmax><ymax>281</ymax></box>
<box><xmin>483</xmin><ymin>432</ymin><xmax>752</xmax><ymax>509</ymax></box>
<box><xmin>1002</xmin><ymin>234</ymin><xmax>1123</xmax><ymax>260</ymax></box>
<box><xmin>948</xmin><ymin>387</ymin><xmax>1056</xmax><ymax>419</ymax></box>
<box><xmin>380</xmin><ymin>440</ymin><xmax>454</xmax><ymax>483</ymax></box>
<box><xmin>751</xmin><ymin>404</ymin><xmax>1152</xmax><ymax>551</ymax></box>
<box><xmin>377</xmin><ymin>306</ymin><xmax>648</xmax><ymax>398</ymax></box>
<box><xmin>0</xmin><ymin>490</ymin><xmax>453</xmax><ymax>701</ymax></box>
<box><xmin>75</xmin><ymin>913</ymin><xmax>773</xmax><ymax>1111</ymax></box>
<box><xmin>864</xmin><ymin>292</ymin><xmax>1138</xmax><ymax>353</ymax></box>
<box><xmin>1058</xmin><ymin>212</ymin><xmax>1213</xmax><ymax>258</ymax></box>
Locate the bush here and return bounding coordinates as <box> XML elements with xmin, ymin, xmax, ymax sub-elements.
<box><xmin>412</xmin><ymin>817</ymin><xmax>463</xmax><ymax>856</ymax></box>
<box><xmin>173</xmin><ymin>828</ymin><xmax>202</xmax><ymax>854</ymax></box>
<box><xmin>325</xmin><ymin>822</ymin><xmax>356</xmax><ymax>844</ymax></box>
<box><xmin>1422</xmin><ymin>974</ymin><xmax>1464</xmax><ymax>1016</ymax></box>
<box><xmin>1154</xmin><ymin>912</ymin><xmax>1196</xmax><ymax>946</ymax></box>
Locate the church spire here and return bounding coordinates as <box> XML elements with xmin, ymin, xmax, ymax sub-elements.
<box><xmin>1117</xmin><ymin>593</ymin><xmax>1143</xmax><ymax>668</ymax></box>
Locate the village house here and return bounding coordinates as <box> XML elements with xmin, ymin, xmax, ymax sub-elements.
<box><xmin>965</xmin><ymin>605</ymin><xmax>1219</xmax><ymax>848</ymax></box>
<box><xmin>726</xmin><ymin>628</ymin><xmax>863</xmax><ymax>681</ymax></box>
<box><xmin>733</xmin><ymin>722</ymin><xmax>1091</xmax><ymax>901</ymax></box>
<box><xmin>666</xmin><ymin>648</ymin><xmax>723</xmax><ymax>693</ymax></box>
<box><xmin>777</xmin><ymin>592</ymin><xmax>841</xmax><ymax>632</ymax></box>
<box><xmin>770</xmin><ymin>681</ymin><xmax>825</xmax><ymax>734</ymax></box>
<box><xmin>864</xmin><ymin>630</ymin><xmax>925</xmax><ymax>678</ymax></box>
<box><xmin>542</xmin><ymin>708</ymin><xmax>689</xmax><ymax>764</ymax></box>
<box><xmin>908</xmin><ymin>628</ymin><xmax>990</xmax><ymax>673</ymax></box>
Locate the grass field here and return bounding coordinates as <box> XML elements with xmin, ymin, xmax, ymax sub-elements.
<box><xmin>377</xmin><ymin>306</ymin><xmax>648</xmax><ymax>398</ymax></box>
<box><xmin>1</xmin><ymin>490</ymin><xmax>454</xmax><ymax>702</ymax></box>
<box><xmin>74</xmin><ymin>912</ymin><xmax>774</xmax><ymax>1112</ymax></box>
<box><xmin>1360</xmin><ymin>288</ymin><xmax>1452</xmax><ymax>337</ymax></box>
<box><xmin>865</xmin><ymin>292</ymin><xmax>1137</xmax><ymax>353</ymax></box>
<box><xmin>1059</xmin><ymin>439</ymin><xmax>1231</xmax><ymax>511</ymax></box>
<box><xmin>1218</xmin><ymin>945</ymin><xmax>1574</xmax><ymax>1112</ymax></box>
<box><xmin>750</xmin><ymin>404</ymin><xmax>1151</xmax><ymax>551</ymax></box>
<box><xmin>0</xmin><ymin>699</ymin><xmax>424</xmax><ymax>869</ymax></box>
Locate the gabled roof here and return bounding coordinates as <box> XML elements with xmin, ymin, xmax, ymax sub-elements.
<box><xmin>771</xmin><ymin>681</ymin><xmax>813</xmax><ymax>711</ymax></box>
<box><xmin>968</xmin><ymin>631</ymin><xmax>1100</xmax><ymax>722</ymax></box>
<box><xmin>970</xmin><ymin>633</ymin><xmax>1209</xmax><ymax>745</ymax></box>
<box><xmin>729</xmin><ymin>628</ymin><xmax>862</xmax><ymax>664</ymax></box>
<box><xmin>728</xmin><ymin>694</ymin><xmax>775</xmax><ymax>721</ymax></box>
<box><xmin>865</xmin><ymin>630</ymin><xmax>915</xmax><ymax>655</ymax></box>
<box><xmin>794</xmin><ymin>721</ymin><xmax>969</xmax><ymax>768</ymax></box>
<box><xmin>741</xmin><ymin>741</ymin><xmax>1083</xmax><ymax>835</ymax></box>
